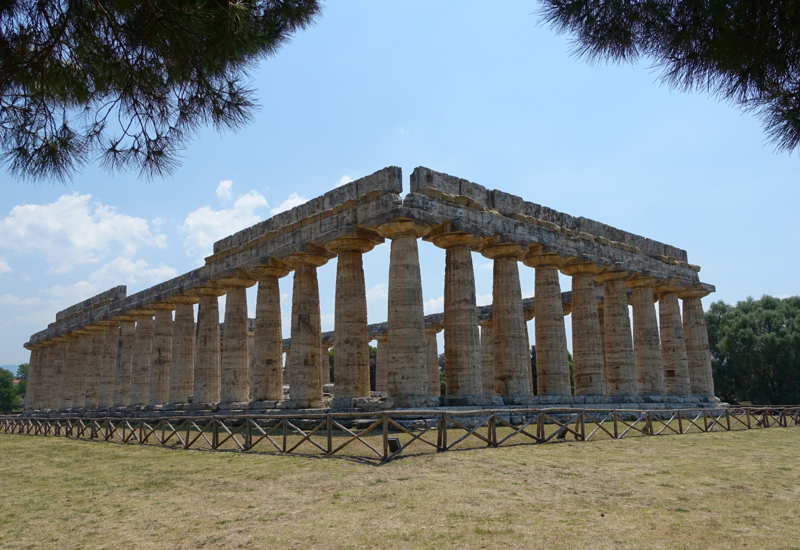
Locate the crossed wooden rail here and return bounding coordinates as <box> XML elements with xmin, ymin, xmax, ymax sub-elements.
<box><xmin>2</xmin><ymin>407</ymin><xmax>798</xmax><ymax>463</ymax></box>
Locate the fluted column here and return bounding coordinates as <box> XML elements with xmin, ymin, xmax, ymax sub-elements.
<box><xmin>595</xmin><ymin>269</ymin><xmax>636</xmax><ymax>395</ymax></box>
<box><xmin>166</xmin><ymin>296</ymin><xmax>198</xmax><ymax>404</ymax></box>
<box><xmin>657</xmin><ymin>280</ymin><xmax>692</xmax><ymax>395</ymax></box>
<box><xmin>478</xmin><ymin>319</ymin><xmax>494</xmax><ymax>395</ymax></box>
<box><xmin>326</xmin><ymin>237</ymin><xmax>379</xmax><ymax>400</ymax></box>
<box><xmin>246</xmin><ymin>265</ymin><xmax>290</xmax><ymax>402</ymax></box>
<box><xmin>523</xmin><ymin>307</ymin><xmax>535</xmax><ymax>394</ymax></box>
<box><xmin>147</xmin><ymin>304</ymin><xmax>175</xmax><ymax>405</ymax></box>
<box><xmin>377</xmin><ymin>220</ymin><xmax>431</xmax><ymax>401</ymax></box>
<box><xmin>524</xmin><ymin>251</ymin><xmax>571</xmax><ymax>396</ymax></box>
<box><xmin>39</xmin><ymin>342</ymin><xmax>57</xmax><ymax>409</ymax></box>
<box><xmin>481</xmin><ymin>242</ymin><xmax>530</xmax><ymax>396</ymax></box>
<box><xmin>83</xmin><ymin>326</ymin><xmax>106</xmax><ymax>409</ymax></box>
<box><xmin>23</xmin><ymin>344</ymin><xmax>39</xmax><ymax>410</ymax></box>
<box><xmin>284</xmin><ymin>250</ymin><xmax>329</xmax><ymax>406</ymax></box>
<box><xmin>433</xmin><ymin>233</ymin><xmax>484</xmax><ymax>396</ymax></box>
<box><xmin>626</xmin><ymin>276</ymin><xmax>665</xmax><ymax>395</ymax></box>
<box><xmin>114</xmin><ymin>317</ymin><xmax>137</xmax><ymax>407</ymax></box>
<box><xmin>374</xmin><ymin>334</ymin><xmax>388</xmax><ymax>393</ymax></box>
<box><xmin>680</xmin><ymin>285</ymin><xmax>715</xmax><ymax>397</ymax></box>
<box><xmin>187</xmin><ymin>286</ymin><xmax>226</xmax><ymax>404</ymax></box>
<box><xmin>561</xmin><ymin>260</ymin><xmax>606</xmax><ymax>396</ymax></box>
<box><xmin>321</xmin><ymin>342</ymin><xmax>333</xmax><ymax>389</ymax></box>
<box><xmin>97</xmin><ymin>321</ymin><xmax>119</xmax><ymax>408</ymax></box>
<box><xmin>71</xmin><ymin>329</ymin><xmax>92</xmax><ymax>409</ymax></box>
<box><xmin>425</xmin><ymin>322</ymin><xmax>443</xmax><ymax>397</ymax></box>
<box><xmin>51</xmin><ymin>337</ymin><xmax>68</xmax><ymax>409</ymax></box>
<box><xmin>218</xmin><ymin>272</ymin><xmax>256</xmax><ymax>404</ymax></box>
<box><xmin>129</xmin><ymin>310</ymin><xmax>155</xmax><ymax>407</ymax></box>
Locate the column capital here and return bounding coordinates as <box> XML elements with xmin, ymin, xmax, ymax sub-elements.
<box><xmin>216</xmin><ymin>268</ymin><xmax>257</xmax><ymax>288</ymax></box>
<box><xmin>560</xmin><ymin>255</ymin><xmax>606</xmax><ymax>276</ymax></box>
<box><xmin>480</xmin><ymin>242</ymin><xmax>527</xmax><ymax>260</ymax></box>
<box><xmin>325</xmin><ymin>236</ymin><xmax>379</xmax><ymax>255</ymax></box>
<box><xmin>655</xmin><ymin>278</ymin><xmax>690</xmax><ymax>295</ymax></box>
<box><xmin>185</xmin><ymin>284</ymin><xmax>227</xmax><ymax>298</ymax></box>
<box><xmin>127</xmin><ymin>308</ymin><xmax>157</xmax><ymax>318</ymax></box>
<box><xmin>72</xmin><ymin>328</ymin><xmax>92</xmax><ymax>336</ymax></box>
<box><xmin>376</xmin><ymin>219</ymin><xmax>431</xmax><ymax>240</ymax></box>
<box><xmin>283</xmin><ymin>249</ymin><xmax>330</xmax><ymax>268</ymax></box>
<box><xmin>248</xmin><ymin>265</ymin><xmax>292</xmax><ymax>279</ymax></box>
<box><xmin>678</xmin><ymin>283</ymin><xmax>713</xmax><ymax>300</ymax></box>
<box><xmin>165</xmin><ymin>293</ymin><xmax>201</xmax><ymax>305</ymax></box>
<box><xmin>97</xmin><ymin>319</ymin><xmax>121</xmax><ymax>327</ymax></box>
<box><xmin>424</xmin><ymin>321</ymin><xmax>444</xmax><ymax>334</ymax></box>
<box><xmin>594</xmin><ymin>268</ymin><xmax>632</xmax><ymax>284</ymax></box>
<box><xmin>84</xmin><ymin>324</ymin><xmax>106</xmax><ymax>332</ymax></box>
<box><xmin>562</xmin><ymin>303</ymin><xmax>572</xmax><ymax>316</ymax></box>
<box><xmin>624</xmin><ymin>274</ymin><xmax>661</xmax><ymax>289</ymax></box>
<box><xmin>477</xmin><ymin>317</ymin><xmax>493</xmax><ymax>328</ymax></box>
<box><xmin>149</xmin><ymin>302</ymin><xmax>178</xmax><ymax>311</ymax></box>
<box><xmin>373</xmin><ymin>332</ymin><xmax>388</xmax><ymax>341</ymax></box>
<box><xmin>524</xmin><ymin>307</ymin><xmax>535</xmax><ymax>321</ymax></box>
<box><xmin>431</xmin><ymin>232</ymin><xmax>484</xmax><ymax>251</ymax></box>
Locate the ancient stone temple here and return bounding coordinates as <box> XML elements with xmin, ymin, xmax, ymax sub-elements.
<box><xmin>21</xmin><ymin>166</ymin><xmax>718</xmax><ymax>415</ymax></box>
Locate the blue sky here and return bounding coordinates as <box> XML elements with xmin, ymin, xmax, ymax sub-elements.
<box><xmin>1</xmin><ymin>1</ymin><xmax>797</xmax><ymax>366</ymax></box>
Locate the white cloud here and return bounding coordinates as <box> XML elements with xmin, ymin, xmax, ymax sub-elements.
<box><xmin>479</xmin><ymin>262</ymin><xmax>493</xmax><ymax>270</ymax></box>
<box><xmin>270</xmin><ymin>193</ymin><xmax>307</xmax><ymax>215</ymax></box>
<box><xmin>366</xmin><ymin>283</ymin><xmax>388</xmax><ymax>300</ymax></box>
<box><xmin>0</xmin><ymin>258</ymin><xmax>11</xmax><ymax>274</ymax></box>
<box><xmin>216</xmin><ymin>179</ymin><xmax>233</xmax><ymax>201</ymax></box>
<box><xmin>0</xmin><ymin>294</ymin><xmax>42</xmax><ymax>306</ymax></box>
<box><xmin>0</xmin><ymin>193</ymin><xmax>166</xmax><ymax>274</ymax></box>
<box><xmin>336</xmin><ymin>175</ymin><xmax>354</xmax><ymax>187</ymax></box>
<box><xmin>423</xmin><ymin>296</ymin><xmax>444</xmax><ymax>314</ymax></box>
<box><xmin>476</xmin><ymin>293</ymin><xmax>493</xmax><ymax>306</ymax></box>
<box><xmin>181</xmin><ymin>191</ymin><xmax>268</xmax><ymax>263</ymax></box>
<box><xmin>44</xmin><ymin>257</ymin><xmax>177</xmax><ymax>301</ymax></box>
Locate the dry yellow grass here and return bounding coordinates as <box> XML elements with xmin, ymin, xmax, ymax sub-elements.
<box><xmin>1</xmin><ymin>427</ymin><xmax>799</xmax><ymax>549</ymax></box>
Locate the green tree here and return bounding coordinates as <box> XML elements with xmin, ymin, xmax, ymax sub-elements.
<box><xmin>539</xmin><ymin>0</ymin><xmax>800</xmax><ymax>152</ymax></box>
<box><xmin>0</xmin><ymin>368</ymin><xmax>20</xmax><ymax>412</ymax></box>
<box><xmin>706</xmin><ymin>295</ymin><xmax>800</xmax><ymax>405</ymax></box>
<box><xmin>1</xmin><ymin>0</ymin><xmax>320</xmax><ymax>182</ymax></box>
<box><xmin>15</xmin><ymin>363</ymin><xmax>28</xmax><ymax>398</ymax></box>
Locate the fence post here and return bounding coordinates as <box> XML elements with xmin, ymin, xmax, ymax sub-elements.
<box><xmin>580</xmin><ymin>412</ymin><xmax>586</xmax><ymax>441</ymax></box>
<box><xmin>244</xmin><ymin>420</ymin><xmax>253</xmax><ymax>451</ymax></box>
<box><xmin>612</xmin><ymin>412</ymin><xmax>619</xmax><ymax>439</ymax></box>
<box><xmin>488</xmin><ymin>414</ymin><xmax>497</xmax><ymax>447</ymax></box>
<box><xmin>745</xmin><ymin>408</ymin><xmax>751</xmax><ymax>429</ymax></box>
<box><xmin>382</xmin><ymin>413</ymin><xmax>389</xmax><ymax>460</ymax></box>
<box><xmin>437</xmin><ymin>414</ymin><xmax>448</xmax><ymax>452</ymax></box>
<box><xmin>282</xmin><ymin>419</ymin><xmax>288</xmax><ymax>453</ymax></box>
<box><xmin>677</xmin><ymin>411</ymin><xmax>684</xmax><ymax>434</ymax></box>
<box><xmin>212</xmin><ymin>419</ymin><xmax>219</xmax><ymax>450</ymax></box>
<box><xmin>326</xmin><ymin>414</ymin><xmax>333</xmax><ymax>455</ymax></box>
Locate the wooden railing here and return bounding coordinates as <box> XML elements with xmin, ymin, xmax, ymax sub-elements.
<box><xmin>2</xmin><ymin>407</ymin><xmax>798</xmax><ymax>463</ymax></box>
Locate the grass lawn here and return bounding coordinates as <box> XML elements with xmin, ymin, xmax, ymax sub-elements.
<box><xmin>1</xmin><ymin>427</ymin><xmax>799</xmax><ymax>549</ymax></box>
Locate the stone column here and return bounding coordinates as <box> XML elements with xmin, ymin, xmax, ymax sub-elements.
<box><xmin>377</xmin><ymin>220</ymin><xmax>431</xmax><ymax>403</ymax></box>
<box><xmin>478</xmin><ymin>319</ymin><xmax>494</xmax><ymax>395</ymax></box>
<box><xmin>248</xmin><ymin>265</ymin><xmax>290</xmax><ymax>402</ymax></box>
<box><xmin>523</xmin><ymin>307</ymin><xmax>535</xmax><ymax>394</ymax></box>
<box><xmin>83</xmin><ymin>326</ymin><xmax>106</xmax><ymax>409</ymax></box>
<box><xmin>433</xmin><ymin>233</ymin><xmax>484</xmax><ymax>397</ymax></box>
<box><xmin>148</xmin><ymin>304</ymin><xmax>176</xmax><ymax>405</ymax></box>
<box><xmin>326</xmin><ymin>237</ymin><xmax>379</xmax><ymax>401</ymax></box>
<box><xmin>22</xmin><ymin>344</ymin><xmax>39</xmax><ymax>410</ymax></box>
<box><xmin>424</xmin><ymin>322</ymin><xmax>443</xmax><ymax>397</ymax></box>
<box><xmin>283</xmin><ymin>250</ymin><xmax>329</xmax><ymax>407</ymax></box>
<box><xmin>71</xmin><ymin>329</ymin><xmax>92</xmax><ymax>409</ymax></box>
<box><xmin>97</xmin><ymin>321</ymin><xmax>120</xmax><ymax>408</ymax></box>
<box><xmin>218</xmin><ymin>272</ymin><xmax>256</xmax><ymax>404</ymax></box>
<box><xmin>188</xmin><ymin>286</ymin><xmax>226</xmax><ymax>404</ymax></box>
<box><xmin>51</xmin><ymin>337</ymin><xmax>68</xmax><ymax>409</ymax></box>
<box><xmin>167</xmin><ymin>296</ymin><xmax>198</xmax><ymax>404</ymax></box>
<box><xmin>40</xmin><ymin>342</ymin><xmax>57</xmax><ymax>409</ymax></box>
<box><xmin>129</xmin><ymin>310</ymin><xmax>155</xmax><ymax>407</ymax></box>
<box><xmin>321</xmin><ymin>342</ymin><xmax>333</xmax><ymax>389</ymax></box>
<box><xmin>481</xmin><ymin>242</ymin><xmax>530</xmax><ymax>396</ymax></box>
<box><xmin>595</xmin><ymin>269</ymin><xmax>636</xmax><ymax>396</ymax></box>
<box><xmin>657</xmin><ymin>280</ymin><xmax>692</xmax><ymax>395</ymax></box>
<box><xmin>680</xmin><ymin>285</ymin><xmax>715</xmax><ymax>397</ymax></box>
<box><xmin>374</xmin><ymin>333</ymin><xmax>388</xmax><ymax>393</ymax></box>
<box><xmin>626</xmin><ymin>276</ymin><xmax>665</xmax><ymax>395</ymax></box>
<box><xmin>114</xmin><ymin>317</ymin><xmax>137</xmax><ymax>408</ymax></box>
<box><xmin>524</xmin><ymin>251</ymin><xmax>571</xmax><ymax>396</ymax></box>
<box><xmin>561</xmin><ymin>260</ymin><xmax>606</xmax><ymax>396</ymax></box>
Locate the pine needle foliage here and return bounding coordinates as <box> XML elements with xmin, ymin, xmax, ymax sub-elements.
<box><xmin>539</xmin><ymin>0</ymin><xmax>800</xmax><ymax>153</ymax></box>
<box><xmin>0</xmin><ymin>0</ymin><xmax>320</xmax><ymax>182</ymax></box>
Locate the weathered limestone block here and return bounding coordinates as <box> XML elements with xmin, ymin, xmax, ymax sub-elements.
<box><xmin>326</xmin><ymin>237</ymin><xmax>378</xmax><ymax>399</ymax></box>
<box><xmin>377</xmin><ymin>220</ymin><xmax>431</xmax><ymax>400</ymax></box>
<box><xmin>71</xmin><ymin>330</ymin><xmax>92</xmax><ymax>409</ymax></box>
<box><xmin>595</xmin><ymin>270</ymin><xmax>636</xmax><ymax>395</ymax></box>
<box><xmin>219</xmin><ymin>272</ymin><xmax>256</xmax><ymax>404</ymax></box>
<box><xmin>525</xmin><ymin>251</ymin><xmax>571</xmax><ymax>396</ymax></box>
<box><xmin>188</xmin><ymin>286</ymin><xmax>226</xmax><ymax>404</ymax></box>
<box><xmin>424</xmin><ymin>322</ymin><xmax>443</xmax><ymax>397</ymax></box>
<box><xmin>374</xmin><ymin>334</ymin><xmax>388</xmax><ymax>393</ymax></box>
<box><xmin>478</xmin><ymin>319</ymin><xmax>495</xmax><ymax>395</ymax></box>
<box><xmin>149</xmin><ymin>304</ymin><xmax>176</xmax><ymax>405</ymax></box>
<box><xmin>248</xmin><ymin>265</ymin><xmax>290</xmax><ymax>402</ymax></box>
<box><xmin>433</xmin><ymin>233</ymin><xmax>484</xmax><ymax>396</ymax></box>
<box><xmin>657</xmin><ymin>280</ymin><xmax>692</xmax><ymax>395</ymax></box>
<box><xmin>561</xmin><ymin>260</ymin><xmax>606</xmax><ymax>396</ymax></box>
<box><xmin>481</xmin><ymin>242</ymin><xmax>530</xmax><ymax>396</ymax></box>
<box><xmin>679</xmin><ymin>286</ymin><xmax>714</xmax><ymax>396</ymax></box>
<box><xmin>129</xmin><ymin>311</ymin><xmax>155</xmax><ymax>407</ymax></box>
<box><xmin>22</xmin><ymin>345</ymin><xmax>39</xmax><ymax>409</ymax></box>
<box><xmin>626</xmin><ymin>276</ymin><xmax>665</xmax><ymax>395</ymax></box>
<box><xmin>167</xmin><ymin>296</ymin><xmax>198</xmax><ymax>404</ymax></box>
<box><xmin>114</xmin><ymin>317</ymin><xmax>137</xmax><ymax>407</ymax></box>
<box><xmin>83</xmin><ymin>326</ymin><xmax>106</xmax><ymax>408</ymax></box>
<box><xmin>52</xmin><ymin>338</ymin><xmax>68</xmax><ymax>409</ymax></box>
<box><xmin>97</xmin><ymin>321</ymin><xmax>120</xmax><ymax>408</ymax></box>
<box><xmin>40</xmin><ymin>342</ymin><xmax>57</xmax><ymax>409</ymax></box>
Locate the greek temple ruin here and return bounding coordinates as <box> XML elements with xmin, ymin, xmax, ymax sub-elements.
<box><xmin>20</xmin><ymin>166</ymin><xmax>718</xmax><ymax>415</ymax></box>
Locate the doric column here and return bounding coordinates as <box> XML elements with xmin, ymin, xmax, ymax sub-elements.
<box><xmin>433</xmin><ymin>233</ymin><xmax>484</xmax><ymax>396</ymax></box>
<box><xmin>523</xmin><ymin>307</ymin><xmax>535</xmax><ymax>394</ymax></box>
<box><xmin>97</xmin><ymin>321</ymin><xmax>120</xmax><ymax>408</ymax></box>
<box><xmin>166</xmin><ymin>295</ymin><xmax>198</xmax><ymax>404</ymax></box>
<box><xmin>595</xmin><ymin>269</ymin><xmax>636</xmax><ymax>395</ymax></box>
<box><xmin>625</xmin><ymin>276</ymin><xmax>665</xmax><ymax>395</ymax></box>
<box><xmin>321</xmin><ymin>342</ymin><xmax>333</xmax><ymax>389</ymax></box>
<box><xmin>679</xmin><ymin>285</ymin><xmax>715</xmax><ymax>397</ymax></box>
<box><xmin>478</xmin><ymin>319</ymin><xmax>495</xmax><ymax>395</ymax></box>
<box><xmin>283</xmin><ymin>248</ymin><xmax>330</xmax><ymax>406</ymax></box>
<box><xmin>325</xmin><ymin>236</ymin><xmax>379</xmax><ymax>400</ymax></box>
<box><xmin>71</xmin><ymin>329</ymin><xmax>92</xmax><ymax>409</ymax></box>
<box><xmin>374</xmin><ymin>333</ymin><xmax>388</xmax><ymax>393</ymax></box>
<box><xmin>524</xmin><ymin>250</ymin><xmax>571</xmax><ymax>396</ymax></box>
<box><xmin>22</xmin><ymin>344</ymin><xmax>39</xmax><ymax>410</ymax></box>
<box><xmin>39</xmin><ymin>342</ymin><xmax>57</xmax><ymax>409</ymax></box>
<box><xmin>246</xmin><ymin>264</ymin><xmax>290</xmax><ymax>402</ymax></box>
<box><xmin>113</xmin><ymin>316</ymin><xmax>137</xmax><ymax>407</ymax></box>
<box><xmin>218</xmin><ymin>271</ymin><xmax>256</xmax><ymax>404</ymax></box>
<box><xmin>148</xmin><ymin>303</ymin><xmax>176</xmax><ymax>405</ymax></box>
<box><xmin>129</xmin><ymin>310</ymin><xmax>155</xmax><ymax>407</ymax></box>
<box><xmin>656</xmin><ymin>279</ymin><xmax>692</xmax><ymax>395</ymax></box>
<box><xmin>481</xmin><ymin>242</ymin><xmax>530</xmax><ymax>396</ymax></box>
<box><xmin>51</xmin><ymin>337</ymin><xmax>68</xmax><ymax>409</ymax></box>
<box><xmin>187</xmin><ymin>285</ymin><xmax>226</xmax><ymax>404</ymax></box>
<box><xmin>425</xmin><ymin>322</ymin><xmax>444</xmax><ymax>397</ymax></box>
<box><xmin>83</xmin><ymin>325</ymin><xmax>106</xmax><ymax>409</ymax></box>
<box><xmin>561</xmin><ymin>259</ymin><xmax>606</xmax><ymax>396</ymax></box>
<box><xmin>377</xmin><ymin>220</ymin><xmax>431</xmax><ymax>401</ymax></box>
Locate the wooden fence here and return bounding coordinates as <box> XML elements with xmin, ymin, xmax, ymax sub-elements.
<box><xmin>2</xmin><ymin>406</ymin><xmax>798</xmax><ymax>463</ymax></box>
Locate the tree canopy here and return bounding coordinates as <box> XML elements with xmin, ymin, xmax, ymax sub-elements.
<box><xmin>0</xmin><ymin>368</ymin><xmax>20</xmax><ymax>412</ymax></box>
<box><xmin>539</xmin><ymin>0</ymin><xmax>800</xmax><ymax>153</ymax></box>
<box><xmin>0</xmin><ymin>0</ymin><xmax>320</xmax><ymax>182</ymax></box>
<box><xmin>706</xmin><ymin>295</ymin><xmax>800</xmax><ymax>405</ymax></box>
<box><xmin>16</xmin><ymin>363</ymin><xmax>28</xmax><ymax>398</ymax></box>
